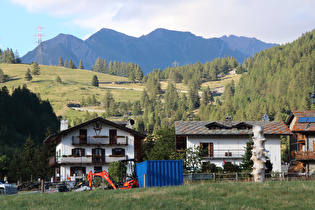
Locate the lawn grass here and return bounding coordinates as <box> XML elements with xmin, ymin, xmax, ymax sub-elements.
<box><xmin>1</xmin><ymin>181</ymin><xmax>314</xmax><ymax>209</ymax></box>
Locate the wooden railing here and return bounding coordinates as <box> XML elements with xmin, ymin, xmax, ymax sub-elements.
<box><xmin>294</xmin><ymin>151</ymin><xmax>315</xmax><ymax>160</ymax></box>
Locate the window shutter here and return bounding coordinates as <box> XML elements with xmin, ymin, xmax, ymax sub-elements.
<box><xmin>112</xmin><ymin>148</ymin><xmax>115</xmax><ymax>155</ymax></box>
<box><xmin>92</xmin><ymin>149</ymin><xmax>95</xmax><ymax>155</ymax></box>
<box><xmin>209</xmin><ymin>143</ymin><xmax>213</xmax><ymax>157</ymax></box>
<box><xmin>72</xmin><ymin>149</ymin><xmax>75</xmax><ymax>156</ymax></box>
<box><xmin>81</xmin><ymin>148</ymin><xmax>85</xmax><ymax>156</ymax></box>
<box><xmin>122</xmin><ymin>148</ymin><xmax>125</xmax><ymax>156</ymax></box>
<box><xmin>70</xmin><ymin>167</ymin><xmax>74</xmax><ymax>176</ymax></box>
<box><xmin>102</xmin><ymin>149</ymin><xmax>105</xmax><ymax>162</ymax></box>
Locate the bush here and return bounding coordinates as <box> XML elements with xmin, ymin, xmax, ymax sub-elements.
<box><xmin>201</xmin><ymin>162</ymin><xmax>218</xmax><ymax>173</ymax></box>
<box><xmin>108</xmin><ymin>161</ymin><xmax>126</xmax><ymax>183</ymax></box>
<box><xmin>223</xmin><ymin>162</ymin><xmax>240</xmax><ymax>172</ymax></box>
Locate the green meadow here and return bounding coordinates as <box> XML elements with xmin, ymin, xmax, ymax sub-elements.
<box><xmin>1</xmin><ymin>181</ymin><xmax>314</xmax><ymax>209</ymax></box>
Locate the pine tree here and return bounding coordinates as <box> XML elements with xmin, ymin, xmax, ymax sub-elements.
<box><xmin>25</xmin><ymin>68</ymin><xmax>33</xmax><ymax>81</ymax></box>
<box><xmin>78</xmin><ymin>60</ymin><xmax>84</xmax><ymax>69</ymax></box>
<box><xmin>68</xmin><ymin>59</ymin><xmax>76</xmax><ymax>69</ymax></box>
<box><xmin>58</xmin><ymin>57</ymin><xmax>64</xmax><ymax>66</ymax></box>
<box><xmin>0</xmin><ymin>68</ymin><xmax>5</xmax><ymax>83</ymax></box>
<box><xmin>55</xmin><ymin>75</ymin><xmax>61</xmax><ymax>83</ymax></box>
<box><xmin>91</xmin><ymin>75</ymin><xmax>99</xmax><ymax>87</ymax></box>
<box><xmin>64</xmin><ymin>59</ymin><xmax>68</xmax><ymax>68</ymax></box>
<box><xmin>31</xmin><ymin>62</ymin><xmax>41</xmax><ymax>76</ymax></box>
<box><xmin>240</xmin><ymin>138</ymin><xmax>253</xmax><ymax>171</ymax></box>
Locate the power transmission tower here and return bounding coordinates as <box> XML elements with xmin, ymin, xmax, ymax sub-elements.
<box><xmin>172</xmin><ymin>60</ymin><xmax>179</xmax><ymax>67</ymax></box>
<box><xmin>34</xmin><ymin>25</ymin><xmax>45</xmax><ymax>65</ymax></box>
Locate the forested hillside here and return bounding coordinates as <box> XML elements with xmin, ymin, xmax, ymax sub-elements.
<box><xmin>198</xmin><ymin>30</ymin><xmax>315</xmax><ymax>121</ymax></box>
<box><xmin>0</xmin><ymin>85</ymin><xmax>58</xmax><ymax>154</ymax></box>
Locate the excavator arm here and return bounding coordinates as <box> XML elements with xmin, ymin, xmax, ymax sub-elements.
<box><xmin>87</xmin><ymin>170</ymin><xmax>117</xmax><ymax>189</ymax></box>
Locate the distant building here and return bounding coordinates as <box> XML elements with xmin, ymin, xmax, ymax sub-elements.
<box><xmin>45</xmin><ymin>117</ymin><xmax>146</xmax><ymax>182</ymax></box>
<box><xmin>175</xmin><ymin>120</ymin><xmax>292</xmax><ymax>172</ymax></box>
<box><xmin>286</xmin><ymin>110</ymin><xmax>315</xmax><ymax>174</ymax></box>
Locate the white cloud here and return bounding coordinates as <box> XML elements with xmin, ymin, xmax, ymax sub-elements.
<box><xmin>10</xmin><ymin>0</ymin><xmax>315</xmax><ymax>44</ymax></box>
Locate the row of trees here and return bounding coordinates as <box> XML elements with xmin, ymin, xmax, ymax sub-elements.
<box><xmin>0</xmin><ymin>136</ymin><xmax>55</xmax><ymax>183</ymax></box>
<box><xmin>58</xmin><ymin>57</ymin><xmax>83</xmax><ymax>69</ymax></box>
<box><xmin>92</xmin><ymin>58</ymin><xmax>144</xmax><ymax>81</ymax></box>
<box><xmin>144</xmin><ymin>56</ymin><xmax>243</xmax><ymax>85</ymax></box>
<box><xmin>0</xmin><ymin>48</ymin><xmax>21</xmax><ymax>64</ymax></box>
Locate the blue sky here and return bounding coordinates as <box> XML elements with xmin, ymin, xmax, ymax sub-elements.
<box><xmin>1</xmin><ymin>0</ymin><xmax>315</xmax><ymax>57</ymax></box>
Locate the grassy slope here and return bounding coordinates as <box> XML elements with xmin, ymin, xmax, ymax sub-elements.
<box><xmin>0</xmin><ymin>63</ymin><xmax>241</xmax><ymax>120</ymax></box>
<box><xmin>1</xmin><ymin>181</ymin><xmax>315</xmax><ymax>209</ymax></box>
<box><xmin>0</xmin><ymin>63</ymin><xmax>143</xmax><ymax>118</ymax></box>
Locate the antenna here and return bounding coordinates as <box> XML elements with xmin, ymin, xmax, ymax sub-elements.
<box><xmin>34</xmin><ymin>25</ymin><xmax>45</xmax><ymax>65</ymax></box>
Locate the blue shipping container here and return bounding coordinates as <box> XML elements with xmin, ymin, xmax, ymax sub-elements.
<box><xmin>136</xmin><ymin>160</ymin><xmax>183</xmax><ymax>188</ymax></box>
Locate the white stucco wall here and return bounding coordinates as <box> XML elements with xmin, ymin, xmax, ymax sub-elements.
<box><xmin>187</xmin><ymin>135</ymin><xmax>282</xmax><ymax>172</ymax></box>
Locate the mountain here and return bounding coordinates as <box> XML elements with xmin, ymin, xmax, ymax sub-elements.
<box><xmin>21</xmin><ymin>28</ymin><xmax>277</xmax><ymax>75</ymax></box>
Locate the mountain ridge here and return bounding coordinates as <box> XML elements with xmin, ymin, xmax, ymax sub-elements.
<box><xmin>21</xmin><ymin>28</ymin><xmax>277</xmax><ymax>74</ymax></box>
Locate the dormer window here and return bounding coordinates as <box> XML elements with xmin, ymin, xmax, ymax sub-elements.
<box><xmin>205</xmin><ymin>122</ymin><xmax>224</xmax><ymax>130</ymax></box>
<box><xmin>232</xmin><ymin>122</ymin><xmax>252</xmax><ymax>130</ymax></box>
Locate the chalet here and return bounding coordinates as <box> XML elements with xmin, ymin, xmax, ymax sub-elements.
<box><xmin>175</xmin><ymin>119</ymin><xmax>292</xmax><ymax>172</ymax></box>
<box><xmin>286</xmin><ymin>110</ymin><xmax>315</xmax><ymax>174</ymax></box>
<box><xmin>45</xmin><ymin>117</ymin><xmax>146</xmax><ymax>182</ymax></box>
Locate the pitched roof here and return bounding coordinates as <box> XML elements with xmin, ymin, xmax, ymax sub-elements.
<box><xmin>44</xmin><ymin>117</ymin><xmax>146</xmax><ymax>144</ymax></box>
<box><xmin>286</xmin><ymin>110</ymin><xmax>315</xmax><ymax>132</ymax></box>
<box><xmin>175</xmin><ymin>121</ymin><xmax>292</xmax><ymax>136</ymax></box>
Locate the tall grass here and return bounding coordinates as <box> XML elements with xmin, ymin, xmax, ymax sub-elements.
<box><xmin>1</xmin><ymin>181</ymin><xmax>314</xmax><ymax>209</ymax></box>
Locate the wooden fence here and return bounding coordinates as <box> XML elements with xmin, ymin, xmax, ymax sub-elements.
<box><xmin>183</xmin><ymin>172</ymin><xmax>314</xmax><ymax>182</ymax></box>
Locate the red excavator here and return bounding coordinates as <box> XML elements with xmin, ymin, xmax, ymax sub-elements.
<box><xmin>87</xmin><ymin>159</ymin><xmax>138</xmax><ymax>190</ymax></box>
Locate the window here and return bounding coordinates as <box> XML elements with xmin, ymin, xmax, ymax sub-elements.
<box><xmin>112</xmin><ymin>148</ymin><xmax>125</xmax><ymax>156</ymax></box>
<box><xmin>200</xmin><ymin>142</ymin><xmax>213</xmax><ymax>157</ymax></box>
<box><xmin>225</xmin><ymin>152</ymin><xmax>232</xmax><ymax>157</ymax></box>
<box><xmin>92</xmin><ymin>148</ymin><xmax>105</xmax><ymax>163</ymax></box>
<box><xmin>94</xmin><ymin>166</ymin><xmax>102</xmax><ymax>173</ymax></box>
<box><xmin>109</xmin><ymin>129</ymin><xmax>117</xmax><ymax>144</ymax></box>
<box><xmin>176</xmin><ymin>136</ymin><xmax>187</xmax><ymax>150</ymax></box>
<box><xmin>70</xmin><ymin>167</ymin><xmax>86</xmax><ymax>176</ymax></box>
<box><xmin>95</xmin><ymin>148</ymin><xmax>102</xmax><ymax>156</ymax></box>
<box><xmin>72</xmin><ymin>148</ymin><xmax>85</xmax><ymax>157</ymax></box>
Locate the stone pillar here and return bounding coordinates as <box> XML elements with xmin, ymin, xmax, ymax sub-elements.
<box><xmin>251</xmin><ymin>125</ymin><xmax>268</xmax><ymax>182</ymax></box>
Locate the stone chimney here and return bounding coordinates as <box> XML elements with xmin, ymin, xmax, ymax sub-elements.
<box><xmin>60</xmin><ymin>119</ymin><xmax>68</xmax><ymax>131</ymax></box>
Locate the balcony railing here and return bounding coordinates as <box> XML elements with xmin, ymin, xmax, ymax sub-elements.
<box><xmin>72</xmin><ymin>136</ymin><xmax>128</xmax><ymax>145</ymax></box>
<box><xmin>49</xmin><ymin>155</ymin><xmax>128</xmax><ymax>167</ymax></box>
<box><xmin>293</xmin><ymin>151</ymin><xmax>315</xmax><ymax>160</ymax></box>
<box><xmin>202</xmin><ymin>149</ymin><xmax>245</xmax><ymax>159</ymax></box>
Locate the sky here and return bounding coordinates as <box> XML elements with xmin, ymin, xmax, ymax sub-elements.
<box><xmin>0</xmin><ymin>0</ymin><xmax>315</xmax><ymax>57</ymax></box>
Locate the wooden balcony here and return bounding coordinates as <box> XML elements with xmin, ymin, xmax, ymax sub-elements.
<box><xmin>49</xmin><ymin>155</ymin><xmax>128</xmax><ymax>167</ymax></box>
<box><xmin>294</xmin><ymin>151</ymin><xmax>315</xmax><ymax>160</ymax></box>
<box><xmin>72</xmin><ymin>136</ymin><xmax>128</xmax><ymax>146</ymax></box>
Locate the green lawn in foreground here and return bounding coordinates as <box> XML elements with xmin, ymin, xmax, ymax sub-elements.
<box><xmin>1</xmin><ymin>181</ymin><xmax>314</xmax><ymax>209</ymax></box>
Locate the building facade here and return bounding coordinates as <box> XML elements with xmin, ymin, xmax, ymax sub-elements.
<box><xmin>286</xmin><ymin>110</ymin><xmax>315</xmax><ymax>174</ymax></box>
<box><xmin>175</xmin><ymin>120</ymin><xmax>292</xmax><ymax>172</ymax></box>
<box><xmin>45</xmin><ymin>117</ymin><xmax>146</xmax><ymax>182</ymax></box>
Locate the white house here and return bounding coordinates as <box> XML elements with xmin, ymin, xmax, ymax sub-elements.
<box><xmin>45</xmin><ymin>117</ymin><xmax>146</xmax><ymax>182</ymax></box>
<box><xmin>175</xmin><ymin>119</ymin><xmax>292</xmax><ymax>172</ymax></box>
